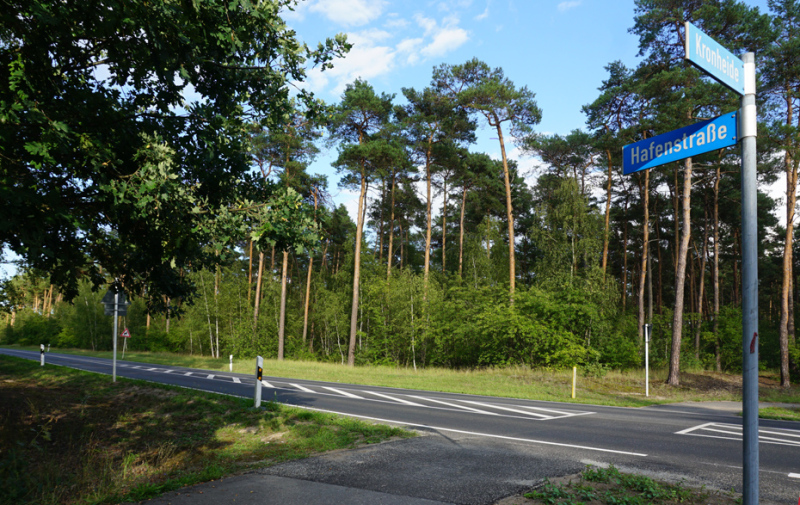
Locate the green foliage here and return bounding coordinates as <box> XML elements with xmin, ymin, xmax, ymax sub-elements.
<box><xmin>0</xmin><ymin>0</ymin><xmax>348</xmax><ymax>302</ymax></box>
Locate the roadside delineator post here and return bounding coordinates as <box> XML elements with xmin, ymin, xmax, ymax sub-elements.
<box><xmin>40</xmin><ymin>344</ymin><xmax>45</xmax><ymax>366</ymax></box>
<box><xmin>230</xmin><ymin>354</ymin><xmax>233</xmax><ymax>372</ymax></box>
<box><xmin>254</xmin><ymin>356</ymin><xmax>263</xmax><ymax>408</ymax></box>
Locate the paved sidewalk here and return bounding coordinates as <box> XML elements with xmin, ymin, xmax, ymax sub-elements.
<box><xmin>138</xmin><ymin>473</ymin><xmax>452</xmax><ymax>505</ymax></box>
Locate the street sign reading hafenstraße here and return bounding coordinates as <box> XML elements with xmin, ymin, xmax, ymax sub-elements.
<box><xmin>622</xmin><ymin>111</ymin><xmax>738</xmax><ymax>175</ymax></box>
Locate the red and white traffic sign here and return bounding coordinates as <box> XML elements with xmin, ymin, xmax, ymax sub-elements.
<box><xmin>120</xmin><ymin>328</ymin><xmax>131</xmax><ymax>338</ymax></box>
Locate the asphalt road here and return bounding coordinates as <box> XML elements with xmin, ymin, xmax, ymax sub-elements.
<box><xmin>3</xmin><ymin>348</ymin><xmax>799</xmax><ymax>504</ymax></box>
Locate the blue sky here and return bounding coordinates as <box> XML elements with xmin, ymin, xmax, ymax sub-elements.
<box><xmin>283</xmin><ymin>0</ymin><xmax>772</xmax><ymax>218</ymax></box>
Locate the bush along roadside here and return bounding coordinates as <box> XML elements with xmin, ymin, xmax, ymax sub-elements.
<box><xmin>524</xmin><ymin>465</ymin><xmax>742</xmax><ymax>505</ymax></box>
<box><xmin>0</xmin><ymin>355</ymin><xmax>410</xmax><ymax>505</ymax></box>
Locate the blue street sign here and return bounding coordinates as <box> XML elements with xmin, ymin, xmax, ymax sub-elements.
<box><xmin>623</xmin><ymin>112</ymin><xmax>738</xmax><ymax>175</ymax></box>
<box><xmin>685</xmin><ymin>21</ymin><xmax>745</xmax><ymax>96</ymax></box>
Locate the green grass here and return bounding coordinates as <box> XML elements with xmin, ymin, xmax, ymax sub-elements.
<box><xmin>4</xmin><ymin>344</ymin><xmax>800</xmax><ymax>408</ymax></box>
<box><xmin>0</xmin><ymin>354</ymin><xmax>410</xmax><ymax>505</ymax></box>
<box><xmin>755</xmin><ymin>406</ymin><xmax>800</xmax><ymax>421</ymax></box>
<box><xmin>524</xmin><ymin>465</ymin><xmax>741</xmax><ymax>505</ymax></box>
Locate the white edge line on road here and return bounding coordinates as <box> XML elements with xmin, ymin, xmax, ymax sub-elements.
<box><xmin>323</xmin><ymin>387</ymin><xmax>364</xmax><ymax>399</ymax></box>
<box><xmin>290</xmin><ymin>405</ymin><xmax>648</xmax><ymax>457</ymax></box>
<box><xmin>290</xmin><ymin>383</ymin><xmax>315</xmax><ymax>393</ymax></box>
<box><xmin>512</xmin><ymin>405</ymin><xmax>574</xmax><ymax>416</ymax></box>
<box><xmin>675</xmin><ymin>422</ymin><xmax>716</xmax><ymax>435</ymax></box>
<box><xmin>759</xmin><ymin>428</ymin><xmax>800</xmax><ymax>439</ymax></box>
<box><xmin>789</xmin><ymin>473</ymin><xmax>800</xmax><ymax>479</ymax></box>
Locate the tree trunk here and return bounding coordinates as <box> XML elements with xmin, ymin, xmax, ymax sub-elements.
<box><xmin>638</xmin><ymin>170</ymin><xmax>649</xmax><ymax>343</ymax></box>
<box><xmin>348</xmin><ymin>170</ymin><xmax>367</xmax><ymax>366</ymax></box>
<box><xmin>780</xmin><ymin>147</ymin><xmax>797</xmax><ymax>387</ymax></box>
<box><xmin>247</xmin><ymin>240</ymin><xmax>254</xmax><ymax>304</ymax></box>
<box><xmin>714</xmin><ymin>164</ymin><xmax>722</xmax><ymax>371</ymax></box>
<box><xmin>387</xmin><ymin>171</ymin><xmax>396</xmax><ymax>281</ymax></box>
<box><xmin>441</xmin><ymin>178</ymin><xmax>448</xmax><ymax>273</ymax></box>
<box><xmin>695</xmin><ymin>206</ymin><xmax>708</xmax><ymax>362</ymax></box>
<box><xmin>278</xmin><ymin>251</ymin><xmax>289</xmax><ymax>360</ymax></box>
<box><xmin>459</xmin><ymin>184</ymin><xmax>468</xmax><ymax>278</ymax></box>
<box><xmin>302</xmin><ymin>256</ymin><xmax>313</xmax><ymax>344</ymax></box>
<box><xmin>424</xmin><ymin>141</ymin><xmax>433</xmax><ymax>301</ymax></box>
<box><xmin>253</xmin><ymin>251</ymin><xmax>265</xmax><ymax>340</ymax></box>
<box><xmin>496</xmin><ymin>122</ymin><xmax>516</xmax><ymax>299</ymax></box>
<box><xmin>379</xmin><ymin>177</ymin><xmax>385</xmax><ymax>262</ymax></box>
<box><xmin>667</xmin><ymin>158</ymin><xmax>693</xmax><ymax>386</ymax></box>
<box><xmin>602</xmin><ymin>149</ymin><xmax>613</xmax><ymax>275</ymax></box>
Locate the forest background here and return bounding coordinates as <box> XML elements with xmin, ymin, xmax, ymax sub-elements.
<box><xmin>2</xmin><ymin>0</ymin><xmax>800</xmax><ymax>388</ymax></box>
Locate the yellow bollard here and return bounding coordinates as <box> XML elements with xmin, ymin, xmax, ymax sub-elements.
<box><xmin>572</xmin><ymin>366</ymin><xmax>576</xmax><ymax>399</ymax></box>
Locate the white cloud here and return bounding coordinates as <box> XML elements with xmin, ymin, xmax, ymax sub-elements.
<box><xmin>421</xmin><ymin>26</ymin><xmax>469</xmax><ymax>58</ymax></box>
<box><xmin>309</xmin><ymin>0</ymin><xmax>388</xmax><ymax>26</ymax></box>
<box><xmin>397</xmin><ymin>37</ymin><xmax>425</xmax><ymax>65</ymax></box>
<box><xmin>474</xmin><ymin>6</ymin><xmax>490</xmax><ymax>21</ymax></box>
<box><xmin>305</xmin><ymin>28</ymin><xmax>397</xmax><ymax>96</ymax></box>
<box><xmin>413</xmin><ymin>14</ymin><xmax>470</xmax><ymax>59</ymax></box>
<box><xmin>557</xmin><ymin>1</ymin><xmax>581</xmax><ymax>12</ymax></box>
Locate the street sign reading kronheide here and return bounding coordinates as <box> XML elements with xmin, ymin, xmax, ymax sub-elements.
<box><xmin>623</xmin><ymin>112</ymin><xmax>738</xmax><ymax>175</ymax></box>
<box><xmin>685</xmin><ymin>21</ymin><xmax>744</xmax><ymax>96</ymax></box>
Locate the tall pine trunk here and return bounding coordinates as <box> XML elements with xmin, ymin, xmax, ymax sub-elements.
<box><xmin>278</xmin><ymin>251</ymin><xmax>289</xmax><ymax>360</ymax></box>
<box><xmin>602</xmin><ymin>149</ymin><xmax>613</xmax><ymax>275</ymax></box>
<box><xmin>667</xmin><ymin>158</ymin><xmax>693</xmax><ymax>386</ymax></box>
<box><xmin>387</xmin><ymin>171</ymin><xmax>396</xmax><ymax>281</ymax></box>
<box><xmin>779</xmin><ymin>92</ymin><xmax>796</xmax><ymax>387</ymax></box>
<box><xmin>348</xmin><ymin>168</ymin><xmax>367</xmax><ymax>366</ymax></box>
<box><xmin>638</xmin><ymin>170</ymin><xmax>649</xmax><ymax>343</ymax></box>
<box><xmin>459</xmin><ymin>184</ymin><xmax>468</xmax><ymax>278</ymax></box>
<box><xmin>496</xmin><ymin>123</ymin><xmax>516</xmax><ymax>299</ymax></box>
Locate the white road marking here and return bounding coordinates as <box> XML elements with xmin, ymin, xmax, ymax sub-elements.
<box><xmin>291</xmin><ymin>383</ymin><xmax>314</xmax><ymax>393</ymax></box>
<box><xmin>323</xmin><ymin>387</ymin><xmax>364</xmax><ymax>399</ymax></box>
<box><xmin>407</xmin><ymin>395</ymin><xmax>499</xmax><ymax>415</ymax></box>
<box><xmin>206</xmin><ymin>374</ymin><xmax>215</xmax><ymax>380</ymax></box>
<box><xmin>163</xmin><ymin>370</ymin><xmax>173</xmax><ymax>373</ymax></box>
<box><xmin>364</xmin><ymin>391</ymin><xmax>424</xmax><ymax>406</ymax></box>
<box><xmin>513</xmin><ymin>405</ymin><xmax>574</xmax><ymax>416</ymax></box>
<box><xmin>677</xmin><ymin>422</ymin><xmax>800</xmax><ymax>447</ymax></box>
<box><xmin>147</xmin><ymin>367</ymin><xmax>158</xmax><ymax>371</ymax></box>
<box><xmin>184</xmin><ymin>372</ymin><xmax>193</xmax><ymax>376</ymax></box>
<box><xmin>458</xmin><ymin>400</ymin><xmax>552</xmax><ymax>419</ymax></box>
<box><xmin>675</xmin><ymin>422</ymin><xmax>715</xmax><ymax>435</ymax></box>
<box><xmin>232</xmin><ymin>377</ymin><xmax>241</xmax><ymax>384</ymax></box>
<box><xmin>261</xmin><ymin>380</ymin><xmax>274</xmax><ymax>388</ymax></box>
<box><xmin>789</xmin><ymin>473</ymin><xmax>800</xmax><ymax>479</ymax></box>
<box><xmin>292</xmin><ymin>406</ymin><xmax>648</xmax><ymax>457</ymax></box>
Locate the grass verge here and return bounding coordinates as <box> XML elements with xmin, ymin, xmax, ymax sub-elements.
<box><xmin>0</xmin><ymin>354</ymin><xmax>410</xmax><ymax>505</ymax></box>
<box><xmin>753</xmin><ymin>406</ymin><xmax>800</xmax><ymax>422</ymax></box>
<box><xmin>4</xmin><ymin>345</ymin><xmax>800</xmax><ymax>408</ymax></box>
<box><xmin>521</xmin><ymin>465</ymin><xmax>741</xmax><ymax>505</ymax></box>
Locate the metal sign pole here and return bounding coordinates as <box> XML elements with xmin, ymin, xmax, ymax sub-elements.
<box><xmin>739</xmin><ymin>51</ymin><xmax>759</xmax><ymax>505</ymax></box>
<box><xmin>112</xmin><ymin>290</ymin><xmax>118</xmax><ymax>383</ymax></box>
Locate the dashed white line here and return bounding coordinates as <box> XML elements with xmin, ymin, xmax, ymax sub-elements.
<box><xmin>146</xmin><ymin>367</ymin><xmax>158</xmax><ymax>371</ymax></box>
<box><xmin>184</xmin><ymin>372</ymin><xmax>193</xmax><ymax>376</ymax></box>
<box><xmin>789</xmin><ymin>473</ymin><xmax>800</xmax><ymax>479</ymax></box>
<box><xmin>290</xmin><ymin>383</ymin><xmax>314</xmax><ymax>393</ymax></box>
<box><xmin>261</xmin><ymin>380</ymin><xmax>274</xmax><ymax>388</ymax></box>
<box><xmin>364</xmin><ymin>391</ymin><xmax>424</xmax><ymax>406</ymax></box>
<box><xmin>459</xmin><ymin>400</ymin><xmax>551</xmax><ymax>419</ymax></box>
<box><xmin>232</xmin><ymin>377</ymin><xmax>241</xmax><ymax>384</ymax></box>
<box><xmin>323</xmin><ymin>387</ymin><xmax>364</xmax><ymax>399</ymax></box>
<box><xmin>206</xmin><ymin>374</ymin><xmax>215</xmax><ymax>380</ymax></box>
<box><xmin>407</xmin><ymin>395</ymin><xmax>499</xmax><ymax>415</ymax></box>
